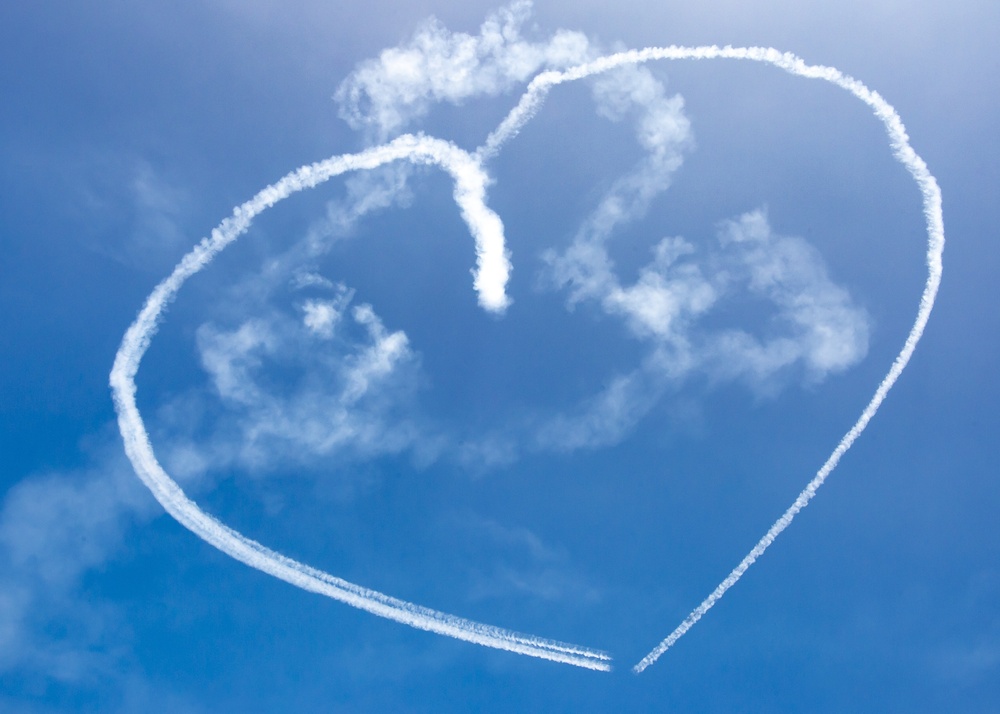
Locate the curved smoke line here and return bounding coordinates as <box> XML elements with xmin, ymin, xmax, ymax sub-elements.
<box><xmin>111</xmin><ymin>46</ymin><xmax>942</xmax><ymax>676</ymax></box>
<box><xmin>472</xmin><ymin>45</ymin><xmax>943</xmax><ymax>675</ymax></box>
<box><xmin>109</xmin><ymin>133</ymin><xmax>610</xmax><ymax>671</ymax></box>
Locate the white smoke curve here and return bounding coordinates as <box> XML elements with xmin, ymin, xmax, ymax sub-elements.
<box><xmin>109</xmin><ymin>133</ymin><xmax>610</xmax><ymax>671</ymax></box>
<box><xmin>111</xmin><ymin>46</ymin><xmax>942</xmax><ymax>675</ymax></box>
<box><xmin>471</xmin><ymin>45</ymin><xmax>943</xmax><ymax>675</ymax></box>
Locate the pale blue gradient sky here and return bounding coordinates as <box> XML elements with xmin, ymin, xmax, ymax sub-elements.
<box><xmin>1</xmin><ymin>1</ymin><xmax>998</xmax><ymax>711</ymax></box>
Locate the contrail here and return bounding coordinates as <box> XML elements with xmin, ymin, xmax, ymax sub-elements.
<box><xmin>112</xmin><ymin>45</ymin><xmax>942</xmax><ymax>675</ymax></box>
<box><xmin>472</xmin><ymin>45</ymin><xmax>943</xmax><ymax>675</ymax></box>
<box><xmin>109</xmin><ymin>133</ymin><xmax>610</xmax><ymax>671</ymax></box>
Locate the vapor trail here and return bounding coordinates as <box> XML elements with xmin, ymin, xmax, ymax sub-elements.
<box><xmin>110</xmin><ymin>133</ymin><xmax>610</xmax><ymax>671</ymax></box>
<box><xmin>474</xmin><ymin>45</ymin><xmax>942</xmax><ymax>674</ymax></box>
<box><xmin>112</xmin><ymin>44</ymin><xmax>942</xmax><ymax>675</ymax></box>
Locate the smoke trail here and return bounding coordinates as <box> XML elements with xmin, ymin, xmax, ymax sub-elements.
<box><xmin>473</xmin><ymin>45</ymin><xmax>942</xmax><ymax>674</ymax></box>
<box><xmin>109</xmin><ymin>133</ymin><xmax>610</xmax><ymax>671</ymax></box>
<box><xmin>112</xmin><ymin>45</ymin><xmax>942</xmax><ymax>675</ymax></box>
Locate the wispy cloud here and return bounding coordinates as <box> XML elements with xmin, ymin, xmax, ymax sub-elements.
<box><xmin>335</xmin><ymin>0</ymin><xmax>592</xmax><ymax>139</ymax></box>
<box><xmin>194</xmin><ymin>293</ymin><xmax>426</xmax><ymax>471</ymax></box>
<box><xmin>704</xmin><ymin>210</ymin><xmax>871</xmax><ymax>384</ymax></box>
<box><xmin>451</xmin><ymin>515</ymin><xmax>601</xmax><ymax>606</ymax></box>
<box><xmin>533</xmin><ymin>208</ymin><xmax>871</xmax><ymax>452</ymax></box>
<box><xmin>302</xmin><ymin>164</ymin><xmax>415</xmax><ymax>255</ymax></box>
<box><xmin>301</xmin><ymin>291</ymin><xmax>351</xmax><ymax>339</ymax></box>
<box><xmin>0</xmin><ymin>442</ymin><xmax>153</xmax><ymax>682</ymax></box>
<box><xmin>535</xmin><ymin>370</ymin><xmax>660</xmax><ymax>452</ymax></box>
<box><xmin>68</xmin><ymin>156</ymin><xmax>193</xmax><ymax>273</ymax></box>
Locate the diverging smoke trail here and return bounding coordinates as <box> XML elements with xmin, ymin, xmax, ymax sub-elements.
<box><xmin>474</xmin><ymin>45</ymin><xmax>943</xmax><ymax>675</ymax></box>
<box><xmin>109</xmin><ymin>133</ymin><xmax>611</xmax><ymax>671</ymax></box>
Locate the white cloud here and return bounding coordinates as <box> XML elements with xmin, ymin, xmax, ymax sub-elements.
<box><xmin>334</xmin><ymin>0</ymin><xmax>592</xmax><ymax>138</ymax></box>
<box><xmin>289</xmin><ymin>270</ymin><xmax>335</xmax><ymax>291</ymax></box>
<box><xmin>0</xmin><ymin>457</ymin><xmax>151</xmax><ymax>590</ymax></box>
<box><xmin>544</xmin><ymin>64</ymin><xmax>694</xmax><ymax>311</ymax></box>
<box><xmin>343</xmin><ymin>304</ymin><xmax>413</xmax><ymax>402</ymax></box>
<box><xmin>303</xmin><ymin>164</ymin><xmax>414</xmax><ymax>252</ymax></box>
<box><xmin>0</xmin><ymin>444</ymin><xmax>154</xmax><ymax>681</ymax></box>
<box><xmin>0</xmin><ymin>440</ymin><xmax>234</xmax><ymax>710</ymax></box>
<box><xmin>192</xmin><ymin>291</ymin><xmax>430</xmax><ymax>473</ymax></box>
<box><xmin>535</xmin><ymin>370</ymin><xmax>661</xmax><ymax>452</ymax></box>
<box><xmin>698</xmin><ymin>210</ymin><xmax>871</xmax><ymax>387</ymax></box>
<box><xmin>536</xmin><ymin>207</ymin><xmax>870</xmax><ymax>450</ymax></box>
<box><xmin>528</xmin><ymin>59</ymin><xmax>866</xmax><ymax>448</ymax></box>
<box><xmin>716</xmin><ymin>210</ymin><xmax>870</xmax><ymax>379</ymax></box>
<box><xmin>454</xmin><ymin>434</ymin><xmax>520</xmax><ymax>473</ymax></box>
<box><xmin>452</xmin><ymin>515</ymin><xmax>601</xmax><ymax>605</ymax></box>
<box><xmin>548</xmin><ymin>207</ymin><xmax>869</xmax><ymax>392</ymax></box>
<box><xmin>301</xmin><ymin>300</ymin><xmax>342</xmax><ymax>338</ymax></box>
<box><xmin>72</xmin><ymin>157</ymin><xmax>193</xmax><ymax>273</ymax></box>
<box><xmin>603</xmin><ymin>236</ymin><xmax>718</xmax><ymax>341</ymax></box>
<box><xmin>196</xmin><ymin>319</ymin><xmax>276</xmax><ymax>406</ymax></box>
<box><xmin>300</xmin><ymin>283</ymin><xmax>354</xmax><ymax>339</ymax></box>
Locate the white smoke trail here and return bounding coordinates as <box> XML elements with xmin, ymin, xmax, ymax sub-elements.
<box><xmin>109</xmin><ymin>133</ymin><xmax>610</xmax><ymax>671</ymax></box>
<box><xmin>111</xmin><ymin>44</ymin><xmax>942</xmax><ymax>675</ymax></box>
<box><xmin>473</xmin><ymin>45</ymin><xmax>942</xmax><ymax>675</ymax></box>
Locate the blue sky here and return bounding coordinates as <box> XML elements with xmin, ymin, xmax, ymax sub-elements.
<box><xmin>1</xmin><ymin>1</ymin><xmax>998</xmax><ymax>711</ymax></box>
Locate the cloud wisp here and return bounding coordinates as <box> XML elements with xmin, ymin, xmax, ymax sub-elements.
<box><xmin>335</xmin><ymin>0</ymin><xmax>592</xmax><ymax>139</ymax></box>
<box><xmin>111</xmin><ymin>42</ymin><xmax>942</xmax><ymax>675</ymax></box>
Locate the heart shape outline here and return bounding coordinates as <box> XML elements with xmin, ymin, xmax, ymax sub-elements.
<box><xmin>110</xmin><ymin>45</ymin><xmax>944</xmax><ymax>674</ymax></box>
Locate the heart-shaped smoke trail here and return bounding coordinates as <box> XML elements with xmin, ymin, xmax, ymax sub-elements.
<box><xmin>111</xmin><ymin>47</ymin><xmax>943</xmax><ymax>674</ymax></box>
